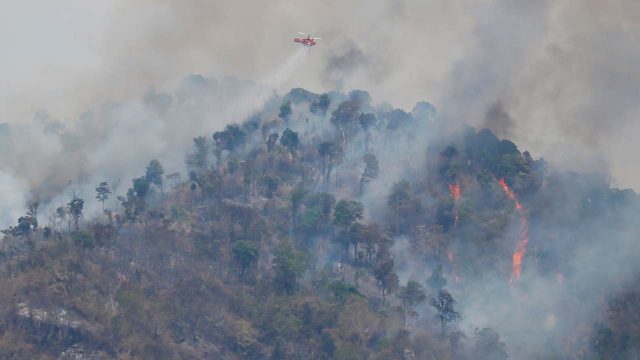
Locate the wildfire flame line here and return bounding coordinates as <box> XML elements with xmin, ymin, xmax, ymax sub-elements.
<box><xmin>498</xmin><ymin>178</ymin><xmax>529</xmax><ymax>283</ymax></box>
<box><xmin>448</xmin><ymin>182</ymin><xmax>462</xmax><ymax>225</ymax></box>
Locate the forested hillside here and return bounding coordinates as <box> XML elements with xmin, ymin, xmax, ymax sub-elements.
<box><xmin>1</xmin><ymin>84</ymin><xmax>639</xmax><ymax>359</ymax></box>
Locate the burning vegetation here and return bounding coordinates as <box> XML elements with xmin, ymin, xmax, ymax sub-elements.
<box><xmin>448</xmin><ymin>182</ymin><xmax>462</xmax><ymax>226</ymax></box>
<box><xmin>498</xmin><ymin>177</ymin><xmax>530</xmax><ymax>283</ymax></box>
<box><xmin>0</xmin><ymin>84</ymin><xmax>638</xmax><ymax>359</ymax></box>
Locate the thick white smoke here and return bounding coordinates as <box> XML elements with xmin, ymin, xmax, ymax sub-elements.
<box><xmin>221</xmin><ymin>47</ymin><xmax>307</xmax><ymax>123</ymax></box>
<box><xmin>0</xmin><ymin>47</ymin><xmax>309</xmax><ymax>226</ymax></box>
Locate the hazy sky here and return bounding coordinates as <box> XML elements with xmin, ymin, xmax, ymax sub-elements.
<box><xmin>1</xmin><ymin>0</ymin><xmax>639</xmax><ymax>189</ymax></box>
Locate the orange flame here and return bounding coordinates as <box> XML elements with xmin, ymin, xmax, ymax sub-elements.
<box><xmin>499</xmin><ymin>178</ymin><xmax>529</xmax><ymax>283</ymax></box>
<box><xmin>499</xmin><ymin>178</ymin><xmax>522</xmax><ymax>210</ymax></box>
<box><xmin>448</xmin><ymin>182</ymin><xmax>462</xmax><ymax>225</ymax></box>
<box><xmin>448</xmin><ymin>183</ymin><xmax>462</xmax><ymax>202</ymax></box>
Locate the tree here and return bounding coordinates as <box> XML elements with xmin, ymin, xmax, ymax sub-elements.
<box><xmin>347</xmin><ymin>223</ymin><xmax>367</xmax><ymax>263</ymax></box>
<box><xmin>280</xmin><ymin>128</ymin><xmax>300</xmax><ymax>172</ymax></box>
<box><xmin>133</xmin><ymin>177</ymin><xmax>150</xmax><ymax>199</ymax></box>
<box><xmin>384</xmin><ymin>108</ymin><xmax>413</xmax><ymax>130</ymax></box>
<box><xmin>333</xmin><ymin>200</ymin><xmax>364</xmax><ymax>228</ymax></box>
<box><xmin>1</xmin><ymin>215</ymin><xmax>37</xmax><ymax>238</ymax></box>
<box><xmin>310</xmin><ymin>93</ymin><xmax>331</xmax><ymax>116</ymax></box>
<box><xmin>95</xmin><ymin>182</ymin><xmax>111</xmax><ymax>210</ymax></box>
<box><xmin>56</xmin><ymin>206</ymin><xmax>67</xmax><ymax>232</ymax></box>
<box><xmin>387</xmin><ymin>181</ymin><xmax>421</xmax><ymax>234</ymax></box>
<box><xmin>399</xmin><ymin>281</ymin><xmax>427</xmax><ymax>330</ymax></box>
<box><xmin>266</xmin><ymin>133</ymin><xmax>279</xmax><ymax>152</ymax></box>
<box><xmin>26</xmin><ymin>201</ymin><xmax>39</xmax><ymax>231</ymax></box>
<box><xmin>118</xmin><ymin>187</ymin><xmax>146</xmax><ymax>228</ymax></box>
<box><xmin>213</xmin><ymin>124</ymin><xmax>247</xmax><ymax>157</ymax></box>
<box><xmin>186</xmin><ymin>136</ymin><xmax>210</xmax><ymax>173</ymax></box>
<box><xmin>330</xmin><ymin>100</ymin><xmax>360</xmax><ymax>142</ymax></box>
<box><xmin>431</xmin><ymin>290</ymin><xmax>461</xmax><ymax>335</ymax></box>
<box><xmin>333</xmin><ymin>199</ymin><xmax>365</xmax><ymax>259</ymax></box>
<box><xmin>279</xmin><ymin>101</ymin><xmax>292</xmax><ymax>121</ymax></box>
<box><xmin>360</xmin><ymin>223</ymin><xmax>388</xmax><ymax>266</ymax></box>
<box><xmin>145</xmin><ymin>159</ymin><xmax>165</xmax><ymax>194</ymax></box>
<box><xmin>401</xmin><ymin>281</ymin><xmax>427</xmax><ymax>308</ymax></box>
<box><xmin>27</xmin><ymin>200</ymin><xmax>39</xmax><ymax>219</ymax></box>
<box><xmin>317</xmin><ymin>141</ymin><xmax>338</xmax><ymax>188</ymax></box>
<box><xmin>232</xmin><ymin>240</ymin><xmax>259</xmax><ymax>279</ymax></box>
<box><xmin>260</xmin><ymin>175</ymin><xmax>279</xmax><ymax>199</ymax></box>
<box><xmin>388</xmin><ymin>181</ymin><xmax>412</xmax><ymax>217</ymax></box>
<box><xmin>300</xmin><ymin>193</ymin><xmax>335</xmax><ymax>237</ymax></box>
<box><xmin>196</xmin><ymin>169</ymin><xmax>223</xmax><ymax>202</ymax></box>
<box><xmin>427</xmin><ymin>265</ymin><xmax>447</xmax><ymax>291</ymax></box>
<box><xmin>360</xmin><ymin>154</ymin><xmax>379</xmax><ymax>194</ymax></box>
<box><xmin>67</xmin><ymin>195</ymin><xmax>85</xmax><ymax>232</ymax></box>
<box><xmin>280</xmin><ymin>128</ymin><xmax>299</xmax><ymax>153</ymax></box>
<box><xmin>349</xmin><ymin>90</ymin><xmax>371</xmax><ymax>107</ymax></box>
<box><xmin>358</xmin><ymin>113</ymin><xmax>376</xmax><ymax>152</ymax></box>
<box><xmin>374</xmin><ymin>248</ymin><xmax>398</xmax><ymax>302</ymax></box>
<box><xmin>273</xmin><ymin>240</ymin><xmax>307</xmax><ymax>294</ymax></box>
<box><xmin>473</xmin><ymin>327</ymin><xmax>508</xmax><ymax>360</ymax></box>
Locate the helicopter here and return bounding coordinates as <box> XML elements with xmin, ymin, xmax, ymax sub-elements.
<box><xmin>293</xmin><ymin>32</ymin><xmax>322</xmax><ymax>48</ymax></box>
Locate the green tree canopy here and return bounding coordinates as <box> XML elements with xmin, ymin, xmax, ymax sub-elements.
<box><xmin>67</xmin><ymin>195</ymin><xmax>85</xmax><ymax>232</ymax></box>
<box><xmin>400</xmin><ymin>281</ymin><xmax>427</xmax><ymax>308</ymax></box>
<box><xmin>333</xmin><ymin>200</ymin><xmax>364</xmax><ymax>228</ymax></box>
<box><xmin>232</xmin><ymin>240</ymin><xmax>259</xmax><ymax>278</ymax></box>
<box><xmin>431</xmin><ymin>289</ymin><xmax>461</xmax><ymax>335</ymax></box>
<box><xmin>185</xmin><ymin>136</ymin><xmax>210</xmax><ymax>172</ymax></box>
<box><xmin>279</xmin><ymin>101</ymin><xmax>292</xmax><ymax>120</ymax></box>
<box><xmin>145</xmin><ymin>159</ymin><xmax>165</xmax><ymax>192</ymax></box>
<box><xmin>213</xmin><ymin>124</ymin><xmax>247</xmax><ymax>154</ymax></box>
<box><xmin>310</xmin><ymin>93</ymin><xmax>331</xmax><ymax>116</ymax></box>
<box><xmin>95</xmin><ymin>181</ymin><xmax>111</xmax><ymax>210</ymax></box>
<box><xmin>273</xmin><ymin>240</ymin><xmax>307</xmax><ymax>294</ymax></box>
<box><xmin>280</xmin><ymin>128</ymin><xmax>299</xmax><ymax>153</ymax></box>
<box><xmin>360</xmin><ymin>154</ymin><xmax>379</xmax><ymax>193</ymax></box>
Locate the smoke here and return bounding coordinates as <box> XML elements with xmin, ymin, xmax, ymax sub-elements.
<box><xmin>3</xmin><ymin>0</ymin><xmax>638</xmax><ymax>187</ymax></box>
<box><xmin>324</xmin><ymin>45</ymin><xmax>370</xmax><ymax>91</ymax></box>
<box><xmin>457</xmin><ymin>180</ymin><xmax>640</xmax><ymax>357</ymax></box>
<box><xmin>2</xmin><ymin>1</ymin><xmax>640</xmax><ymax>357</ymax></box>
<box><xmin>0</xmin><ymin>46</ymin><xmax>308</xmax><ymax>224</ymax></box>
<box><xmin>440</xmin><ymin>0</ymin><xmax>640</xmax><ymax>188</ymax></box>
<box><xmin>0</xmin><ymin>171</ymin><xmax>28</xmax><ymax>229</ymax></box>
<box><xmin>482</xmin><ymin>102</ymin><xmax>514</xmax><ymax>138</ymax></box>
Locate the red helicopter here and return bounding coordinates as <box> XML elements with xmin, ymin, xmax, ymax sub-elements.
<box><xmin>293</xmin><ymin>32</ymin><xmax>322</xmax><ymax>48</ymax></box>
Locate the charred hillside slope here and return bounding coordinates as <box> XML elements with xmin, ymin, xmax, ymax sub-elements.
<box><xmin>1</xmin><ymin>85</ymin><xmax>639</xmax><ymax>359</ymax></box>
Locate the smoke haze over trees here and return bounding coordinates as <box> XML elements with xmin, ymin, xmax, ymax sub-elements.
<box><xmin>2</xmin><ymin>0</ymin><xmax>640</xmax><ymax>188</ymax></box>
<box><xmin>0</xmin><ymin>82</ymin><xmax>639</xmax><ymax>358</ymax></box>
<box><xmin>1</xmin><ymin>1</ymin><xmax>640</xmax><ymax>358</ymax></box>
